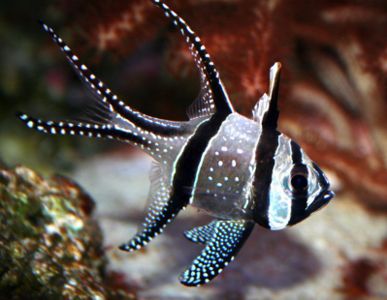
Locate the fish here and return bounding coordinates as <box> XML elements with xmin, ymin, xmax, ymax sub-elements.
<box><xmin>18</xmin><ymin>0</ymin><xmax>334</xmax><ymax>286</ymax></box>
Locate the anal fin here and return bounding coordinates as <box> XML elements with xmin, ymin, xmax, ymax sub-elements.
<box><xmin>180</xmin><ymin>220</ymin><xmax>254</xmax><ymax>286</ymax></box>
<box><xmin>119</xmin><ymin>162</ymin><xmax>179</xmax><ymax>252</ymax></box>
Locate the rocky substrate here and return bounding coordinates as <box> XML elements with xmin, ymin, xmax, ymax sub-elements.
<box><xmin>0</xmin><ymin>164</ymin><xmax>135</xmax><ymax>299</ymax></box>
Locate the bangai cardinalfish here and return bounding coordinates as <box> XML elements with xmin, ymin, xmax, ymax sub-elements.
<box><xmin>18</xmin><ymin>0</ymin><xmax>334</xmax><ymax>286</ymax></box>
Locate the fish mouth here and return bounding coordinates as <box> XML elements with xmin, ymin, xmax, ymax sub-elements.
<box><xmin>323</xmin><ymin>190</ymin><xmax>335</xmax><ymax>201</ymax></box>
<box><xmin>309</xmin><ymin>189</ymin><xmax>335</xmax><ymax>213</ymax></box>
<box><xmin>287</xmin><ymin>190</ymin><xmax>335</xmax><ymax>227</ymax></box>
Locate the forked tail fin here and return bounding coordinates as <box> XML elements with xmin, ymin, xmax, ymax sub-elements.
<box><xmin>38</xmin><ymin>20</ymin><xmax>188</xmax><ymax>136</ymax></box>
<box><xmin>18</xmin><ymin>20</ymin><xmax>197</xmax><ymax>160</ymax></box>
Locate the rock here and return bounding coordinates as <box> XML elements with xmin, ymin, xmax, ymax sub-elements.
<box><xmin>0</xmin><ymin>165</ymin><xmax>135</xmax><ymax>299</ymax></box>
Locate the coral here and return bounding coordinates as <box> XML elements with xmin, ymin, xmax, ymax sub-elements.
<box><xmin>0</xmin><ymin>164</ymin><xmax>135</xmax><ymax>299</ymax></box>
<box><xmin>64</xmin><ymin>0</ymin><xmax>387</xmax><ymax>210</ymax></box>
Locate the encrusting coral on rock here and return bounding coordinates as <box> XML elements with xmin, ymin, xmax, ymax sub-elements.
<box><xmin>0</xmin><ymin>164</ymin><xmax>135</xmax><ymax>299</ymax></box>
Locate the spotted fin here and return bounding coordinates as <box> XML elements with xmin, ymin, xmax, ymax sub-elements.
<box><xmin>16</xmin><ymin>113</ymin><xmax>147</xmax><ymax>146</ymax></box>
<box><xmin>37</xmin><ymin>21</ymin><xmax>187</xmax><ymax>135</ymax></box>
<box><xmin>18</xmin><ymin>22</ymin><xmax>194</xmax><ymax>161</ymax></box>
<box><xmin>152</xmin><ymin>0</ymin><xmax>233</xmax><ymax>118</ymax></box>
<box><xmin>180</xmin><ymin>220</ymin><xmax>254</xmax><ymax>286</ymax></box>
<box><xmin>119</xmin><ymin>161</ymin><xmax>176</xmax><ymax>252</ymax></box>
<box><xmin>184</xmin><ymin>221</ymin><xmax>217</xmax><ymax>244</ymax></box>
<box><xmin>252</xmin><ymin>62</ymin><xmax>281</xmax><ymax>127</ymax></box>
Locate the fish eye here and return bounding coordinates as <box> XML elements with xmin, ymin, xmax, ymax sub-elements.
<box><xmin>290</xmin><ymin>174</ymin><xmax>308</xmax><ymax>192</ymax></box>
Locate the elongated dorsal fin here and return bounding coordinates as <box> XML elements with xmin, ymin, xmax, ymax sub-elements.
<box><xmin>252</xmin><ymin>62</ymin><xmax>281</xmax><ymax>128</ymax></box>
<box><xmin>152</xmin><ymin>0</ymin><xmax>234</xmax><ymax>118</ymax></box>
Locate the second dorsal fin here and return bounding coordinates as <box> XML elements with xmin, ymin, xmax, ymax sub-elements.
<box><xmin>252</xmin><ymin>62</ymin><xmax>281</xmax><ymax>128</ymax></box>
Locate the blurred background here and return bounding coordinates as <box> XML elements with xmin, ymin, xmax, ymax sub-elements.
<box><xmin>1</xmin><ymin>0</ymin><xmax>386</xmax><ymax>299</ymax></box>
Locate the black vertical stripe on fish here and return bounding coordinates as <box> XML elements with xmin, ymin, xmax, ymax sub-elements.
<box><xmin>252</xmin><ymin>130</ymin><xmax>280</xmax><ymax>228</ymax></box>
<box><xmin>119</xmin><ymin>112</ymin><xmax>230</xmax><ymax>251</ymax></box>
<box><xmin>251</xmin><ymin>65</ymin><xmax>282</xmax><ymax>228</ymax></box>
<box><xmin>253</xmin><ymin>64</ymin><xmax>281</xmax><ymax>228</ymax></box>
<box><xmin>288</xmin><ymin>141</ymin><xmax>309</xmax><ymax>225</ymax></box>
<box><xmin>171</xmin><ymin>112</ymin><xmax>230</xmax><ymax>206</ymax></box>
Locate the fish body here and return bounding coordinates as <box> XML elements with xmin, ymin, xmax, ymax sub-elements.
<box><xmin>190</xmin><ymin>113</ymin><xmax>259</xmax><ymax>220</ymax></box>
<box><xmin>18</xmin><ymin>0</ymin><xmax>334</xmax><ymax>286</ymax></box>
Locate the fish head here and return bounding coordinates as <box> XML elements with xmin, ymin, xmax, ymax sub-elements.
<box><xmin>258</xmin><ymin>134</ymin><xmax>334</xmax><ymax>230</ymax></box>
